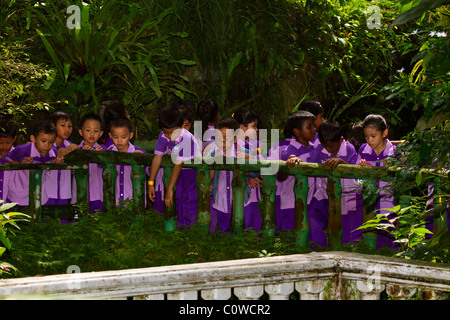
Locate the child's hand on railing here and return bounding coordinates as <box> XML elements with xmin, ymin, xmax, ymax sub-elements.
<box><xmin>51</xmin><ymin>157</ymin><xmax>64</xmax><ymax>164</ymax></box>
<box><xmin>358</xmin><ymin>159</ymin><xmax>370</xmax><ymax>166</ymax></box>
<box><xmin>58</xmin><ymin>144</ymin><xmax>78</xmax><ymax>158</ymax></box>
<box><xmin>81</xmin><ymin>144</ymin><xmax>93</xmax><ymax>150</ymax></box>
<box><xmin>324</xmin><ymin>158</ymin><xmax>347</xmax><ymax>169</ymax></box>
<box><xmin>286</xmin><ymin>155</ymin><xmax>301</xmax><ymax>168</ymax></box>
<box><xmin>21</xmin><ymin>157</ymin><xmax>33</xmax><ymax>164</ymax></box>
<box><xmin>134</xmin><ymin>149</ymin><xmax>144</xmax><ymax>153</ymax></box>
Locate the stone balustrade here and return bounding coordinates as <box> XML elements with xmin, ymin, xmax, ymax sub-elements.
<box><xmin>1</xmin><ymin>252</ymin><xmax>449</xmax><ymax>300</ymax></box>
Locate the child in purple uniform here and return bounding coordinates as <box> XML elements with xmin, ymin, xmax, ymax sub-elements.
<box><xmin>173</xmin><ymin>100</ymin><xmax>199</xmax><ymax>228</ymax></box>
<box><xmin>357</xmin><ymin>114</ymin><xmax>397</xmax><ymax>250</ymax></box>
<box><xmin>5</xmin><ymin>120</ymin><xmax>58</xmax><ymax>206</ymax></box>
<box><xmin>197</xmin><ymin>99</ymin><xmax>220</xmax><ymax>151</ymax></box>
<box><xmin>106</xmin><ymin>118</ymin><xmax>148</xmax><ymax>205</ymax></box>
<box><xmin>196</xmin><ymin>99</ymin><xmax>220</xmax><ymax>230</ymax></box>
<box><xmin>308</xmin><ymin>120</ymin><xmax>360</xmax><ymax>247</ymax></box>
<box><xmin>205</xmin><ymin>117</ymin><xmax>256</xmax><ymax>233</ymax></box>
<box><xmin>46</xmin><ymin>111</ymin><xmax>78</xmax><ymax>207</ymax></box>
<box><xmin>276</xmin><ymin>111</ymin><xmax>317</xmax><ymax>232</ymax></box>
<box><xmin>148</xmin><ymin>106</ymin><xmax>201</xmax><ymax>227</ymax></box>
<box><xmin>77</xmin><ymin>113</ymin><xmax>105</xmax><ymax>213</ymax></box>
<box><xmin>297</xmin><ymin>99</ymin><xmax>324</xmax><ymax>149</ymax></box>
<box><xmin>0</xmin><ymin>119</ymin><xmax>18</xmax><ymax>202</ymax></box>
<box><xmin>233</xmin><ymin>108</ymin><xmax>263</xmax><ymax>232</ymax></box>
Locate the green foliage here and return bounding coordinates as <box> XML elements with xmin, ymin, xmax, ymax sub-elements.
<box><xmin>0</xmin><ymin>201</ymin><xmax>30</xmax><ymax>278</ymax></box>
<box><xmin>3</xmin><ymin>207</ymin><xmax>313</xmax><ymax>277</ymax></box>
<box><xmin>0</xmin><ymin>38</ymin><xmax>61</xmax><ymax>131</ymax></box>
<box><xmin>358</xmin><ymin>121</ymin><xmax>450</xmax><ymax>262</ymax></box>
<box><xmin>27</xmin><ymin>1</ymin><xmax>194</xmax><ymax>114</ymax></box>
<box><xmin>385</xmin><ymin>0</ymin><xmax>450</xmax><ymax>130</ymax></box>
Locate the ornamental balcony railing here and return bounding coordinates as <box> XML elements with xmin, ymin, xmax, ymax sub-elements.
<box><xmin>0</xmin><ymin>251</ymin><xmax>449</xmax><ymax>300</ymax></box>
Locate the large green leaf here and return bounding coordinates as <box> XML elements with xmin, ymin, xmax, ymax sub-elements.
<box><xmin>390</xmin><ymin>0</ymin><xmax>450</xmax><ymax>27</ymax></box>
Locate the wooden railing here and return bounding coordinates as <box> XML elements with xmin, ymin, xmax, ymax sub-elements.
<box><xmin>0</xmin><ymin>251</ymin><xmax>449</xmax><ymax>300</ymax></box>
<box><xmin>1</xmin><ymin>148</ymin><xmax>448</xmax><ymax>250</ymax></box>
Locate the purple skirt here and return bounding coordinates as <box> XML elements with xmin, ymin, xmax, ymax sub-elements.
<box><xmin>275</xmin><ymin>195</ymin><xmax>295</xmax><ymax>231</ymax></box>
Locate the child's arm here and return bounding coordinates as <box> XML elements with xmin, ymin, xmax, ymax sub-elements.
<box><xmin>57</xmin><ymin>143</ymin><xmax>78</xmax><ymax>158</ymax></box>
<box><xmin>164</xmin><ymin>162</ymin><xmax>183</xmax><ymax>207</ymax></box>
<box><xmin>209</xmin><ymin>169</ymin><xmax>215</xmax><ymax>192</ymax></box>
<box><xmin>148</xmin><ymin>154</ymin><xmax>163</xmax><ymax>202</ymax></box>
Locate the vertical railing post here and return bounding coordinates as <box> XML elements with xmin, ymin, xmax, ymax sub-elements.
<box><xmin>294</xmin><ymin>175</ymin><xmax>309</xmax><ymax>247</ymax></box>
<box><xmin>75</xmin><ymin>165</ymin><xmax>89</xmax><ymax>210</ymax></box>
<box><xmin>131</xmin><ymin>164</ymin><xmax>146</xmax><ymax>212</ymax></box>
<box><xmin>163</xmin><ymin>165</ymin><xmax>177</xmax><ymax>231</ymax></box>
<box><xmin>326</xmin><ymin>176</ymin><xmax>342</xmax><ymax>249</ymax></box>
<box><xmin>196</xmin><ymin>168</ymin><xmax>211</xmax><ymax>232</ymax></box>
<box><xmin>103</xmin><ymin>164</ymin><xmax>117</xmax><ymax>213</ymax></box>
<box><xmin>260</xmin><ymin>174</ymin><xmax>277</xmax><ymax>237</ymax></box>
<box><xmin>362</xmin><ymin>179</ymin><xmax>378</xmax><ymax>250</ymax></box>
<box><xmin>231</xmin><ymin>168</ymin><xmax>246</xmax><ymax>236</ymax></box>
<box><xmin>28</xmin><ymin>169</ymin><xmax>42</xmax><ymax>221</ymax></box>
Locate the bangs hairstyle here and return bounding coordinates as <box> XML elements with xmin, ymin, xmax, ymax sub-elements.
<box><xmin>80</xmin><ymin>113</ymin><xmax>102</xmax><ymax>129</ymax></box>
<box><xmin>173</xmin><ymin>99</ymin><xmax>195</xmax><ymax>123</ymax></box>
<box><xmin>216</xmin><ymin>117</ymin><xmax>239</xmax><ymax>131</ymax></box>
<box><xmin>0</xmin><ymin>119</ymin><xmax>18</xmax><ymax>138</ymax></box>
<box><xmin>158</xmin><ymin>105</ymin><xmax>183</xmax><ymax>129</ymax></box>
<box><xmin>109</xmin><ymin>117</ymin><xmax>133</xmax><ymax>132</ymax></box>
<box><xmin>318</xmin><ymin>120</ymin><xmax>342</xmax><ymax>144</ymax></box>
<box><xmin>362</xmin><ymin>114</ymin><xmax>388</xmax><ymax>133</ymax></box>
<box><xmin>297</xmin><ymin>99</ymin><xmax>323</xmax><ymax>117</ymax></box>
<box><xmin>33</xmin><ymin>119</ymin><xmax>56</xmax><ymax>137</ymax></box>
<box><xmin>283</xmin><ymin>110</ymin><xmax>315</xmax><ymax>138</ymax></box>
<box><xmin>232</xmin><ymin>107</ymin><xmax>258</xmax><ymax>127</ymax></box>
<box><xmin>50</xmin><ymin>111</ymin><xmax>73</xmax><ymax>124</ymax></box>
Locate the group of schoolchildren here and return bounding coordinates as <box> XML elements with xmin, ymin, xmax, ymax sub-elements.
<box><xmin>0</xmin><ymin>98</ymin><xmax>399</xmax><ymax>250</ymax></box>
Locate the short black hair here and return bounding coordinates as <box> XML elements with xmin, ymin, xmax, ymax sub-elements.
<box><xmin>232</xmin><ymin>107</ymin><xmax>258</xmax><ymax>127</ymax></box>
<box><xmin>33</xmin><ymin>119</ymin><xmax>57</xmax><ymax>137</ymax></box>
<box><xmin>102</xmin><ymin>102</ymin><xmax>128</xmax><ymax>129</ymax></box>
<box><xmin>109</xmin><ymin>117</ymin><xmax>133</xmax><ymax>132</ymax></box>
<box><xmin>0</xmin><ymin>119</ymin><xmax>18</xmax><ymax>138</ymax></box>
<box><xmin>318</xmin><ymin>120</ymin><xmax>342</xmax><ymax>144</ymax></box>
<box><xmin>173</xmin><ymin>99</ymin><xmax>195</xmax><ymax>123</ymax></box>
<box><xmin>197</xmin><ymin>98</ymin><xmax>220</xmax><ymax>135</ymax></box>
<box><xmin>158</xmin><ymin>105</ymin><xmax>183</xmax><ymax>129</ymax></box>
<box><xmin>80</xmin><ymin>113</ymin><xmax>102</xmax><ymax>129</ymax></box>
<box><xmin>297</xmin><ymin>100</ymin><xmax>324</xmax><ymax>117</ymax></box>
<box><xmin>283</xmin><ymin>111</ymin><xmax>315</xmax><ymax>138</ymax></box>
<box><xmin>216</xmin><ymin>117</ymin><xmax>239</xmax><ymax>131</ymax></box>
<box><xmin>50</xmin><ymin>111</ymin><xmax>73</xmax><ymax>124</ymax></box>
<box><xmin>347</xmin><ymin>121</ymin><xmax>364</xmax><ymax>153</ymax></box>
